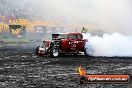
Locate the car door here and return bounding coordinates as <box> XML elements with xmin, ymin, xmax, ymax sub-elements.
<box><xmin>67</xmin><ymin>34</ymin><xmax>78</xmax><ymax>51</ymax></box>
<box><xmin>77</xmin><ymin>34</ymin><xmax>85</xmax><ymax>50</ymax></box>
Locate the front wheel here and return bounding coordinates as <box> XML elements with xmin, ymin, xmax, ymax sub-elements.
<box><xmin>36</xmin><ymin>46</ymin><xmax>45</xmax><ymax>56</ymax></box>
<box><xmin>50</xmin><ymin>47</ymin><xmax>59</xmax><ymax>58</ymax></box>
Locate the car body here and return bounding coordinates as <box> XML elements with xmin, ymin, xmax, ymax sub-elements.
<box><xmin>36</xmin><ymin>32</ymin><xmax>90</xmax><ymax>57</ymax></box>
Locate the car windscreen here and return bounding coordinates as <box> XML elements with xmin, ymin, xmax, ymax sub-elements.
<box><xmin>68</xmin><ymin>34</ymin><xmax>77</xmax><ymax>40</ymax></box>
<box><xmin>58</xmin><ymin>34</ymin><xmax>67</xmax><ymax>39</ymax></box>
<box><xmin>77</xmin><ymin>34</ymin><xmax>82</xmax><ymax>39</ymax></box>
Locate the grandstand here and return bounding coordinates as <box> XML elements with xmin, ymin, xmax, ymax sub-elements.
<box><xmin>0</xmin><ymin>16</ymin><xmax>59</xmax><ymax>33</ymax></box>
<box><xmin>0</xmin><ymin>0</ymin><xmax>99</xmax><ymax>34</ymax></box>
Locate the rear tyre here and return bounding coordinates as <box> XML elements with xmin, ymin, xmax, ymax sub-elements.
<box><xmin>50</xmin><ymin>47</ymin><xmax>59</xmax><ymax>58</ymax></box>
<box><xmin>84</xmin><ymin>44</ymin><xmax>94</xmax><ymax>56</ymax></box>
<box><xmin>84</xmin><ymin>48</ymin><xmax>89</xmax><ymax>56</ymax></box>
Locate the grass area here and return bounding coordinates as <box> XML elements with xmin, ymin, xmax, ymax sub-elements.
<box><xmin>0</xmin><ymin>38</ymin><xmax>42</xmax><ymax>45</ymax></box>
<box><xmin>2</xmin><ymin>39</ymin><xmax>30</xmax><ymax>44</ymax></box>
<box><xmin>0</xmin><ymin>34</ymin><xmax>42</xmax><ymax>46</ymax></box>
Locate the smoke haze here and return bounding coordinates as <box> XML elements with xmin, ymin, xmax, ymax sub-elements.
<box><xmin>33</xmin><ymin>0</ymin><xmax>132</xmax><ymax>34</ymax></box>
<box><xmin>84</xmin><ymin>33</ymin><xmax>132</xmax><ymax>56</ymax></box>
<box><xmin>2</xmin><ymin>0</ymin><xmax>132</xmax><ymax>34</ymax></box>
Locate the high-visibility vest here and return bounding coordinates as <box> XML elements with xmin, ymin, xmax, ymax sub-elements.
<box><xmin>81</xmin><ymin>29</ymin><xmax>87</xmax><ymax>33</ymax></box>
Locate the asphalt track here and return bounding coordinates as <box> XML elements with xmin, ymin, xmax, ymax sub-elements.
<box><xmin>0</xmin><ymin>46</ymin><xmax>132</xmax><ymax>88</ymax></box>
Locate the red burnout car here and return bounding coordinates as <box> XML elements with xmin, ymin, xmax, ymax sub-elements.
<box><xmin>36</xmin><ymin>32</ymin><xmax>92</xmax><ymax>57</ymax></box>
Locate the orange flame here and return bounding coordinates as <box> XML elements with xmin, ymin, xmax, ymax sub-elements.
<box><xmin>78</xmin><ymin>66</ymin><xmax>86</xmax><ymax>76</ymax></box>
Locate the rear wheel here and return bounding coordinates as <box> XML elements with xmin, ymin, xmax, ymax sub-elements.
<box><xmin>84</xmin><ymin>48</ymin><xmax>89</xmax><ymax>56</ymax></box>
<box><xmin>84</xmin><ymin>44</ymin><xmax>94</xmax><ymax>56</ymax></box>
<box><xmin>50</xmin><ymin>47</ymin><xmax>59</xmax><ymax>58</ymax></box>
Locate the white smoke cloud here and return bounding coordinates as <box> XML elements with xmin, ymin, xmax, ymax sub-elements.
<box><xmin>31</xmin><ymin>0</ymin><xmax>132</xmax><ymax>34</ymax></box>
<box><xmin>4</xmin><ymin>0</ymin><xmax>132</xmax><ymax>34</ymax></box>
<box><xmin>84</xmin><ymin>33</ymin><xmax>132</xmax><ymax>56</ymax></box>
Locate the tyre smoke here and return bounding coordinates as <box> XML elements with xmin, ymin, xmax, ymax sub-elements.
<box><xmin>83</xmin><ymin>33</ymin><xmax>132</xmax><ymax>57</ymax></box>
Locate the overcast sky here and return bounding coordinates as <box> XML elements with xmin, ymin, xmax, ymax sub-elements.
<box><xmin>32</xmin><ymin>0</ymin><xmax>131</xmax><ymax>34</ymax></box>
<box><xmin>2</xmin><ymin>0</ymin><xmax>132</xmax><ymax>34</ymax></box>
